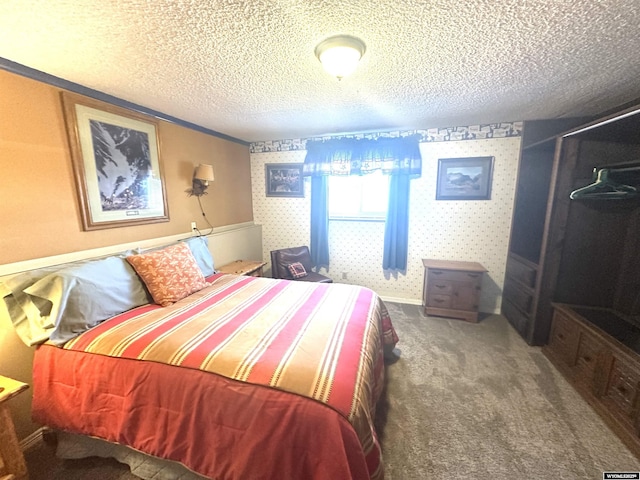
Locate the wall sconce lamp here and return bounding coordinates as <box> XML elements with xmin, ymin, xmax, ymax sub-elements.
<box><xmin>186</xmin><ymin>164</ymin><xmax>215</xmax><ymax>197</ymax></box>
<box><xmin>315</xmin><ymin>35</ymin><xmax>366</xmax><ymax>80</ymax></box>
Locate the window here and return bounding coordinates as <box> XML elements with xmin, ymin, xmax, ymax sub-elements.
<box><xmin>328</xmin><ymin>170</ymin><xmax>389</xmax><ymax>220</ymax></box>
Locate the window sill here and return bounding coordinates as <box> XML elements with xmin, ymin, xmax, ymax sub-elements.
<box><xmin>329</xmin><ymin>216</ymin><xmax>386</xmax><ymax>223</ymax></box>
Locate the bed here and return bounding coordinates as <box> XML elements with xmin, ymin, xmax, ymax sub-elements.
<box><xmin>4</xmin><ymin>238</ymin><xmax>397</xmax><ymax>480</ymax></box>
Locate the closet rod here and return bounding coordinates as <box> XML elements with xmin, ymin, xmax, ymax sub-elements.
<box><xmin>601</xmin><ymin>161</ymin><xmax>640</xmax><ymax>173</ymax></box>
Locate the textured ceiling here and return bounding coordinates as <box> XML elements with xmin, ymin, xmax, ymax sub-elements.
<box><xmin>1</xmin><ymin>0</ymin><xmax>640</xmax><ymax>142</ymax></box>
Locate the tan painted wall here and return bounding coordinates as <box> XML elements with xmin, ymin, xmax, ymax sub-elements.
<box><xmin>0</xmin><ymin>69</ymin><xmax>253</xmax><ymax>440</ymax></box>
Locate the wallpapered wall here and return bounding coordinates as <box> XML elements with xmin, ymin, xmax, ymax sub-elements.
<box><xmin>251</xmin><ymin>135</ymin><xmax>522</xmax><ymax>313</ymax></box>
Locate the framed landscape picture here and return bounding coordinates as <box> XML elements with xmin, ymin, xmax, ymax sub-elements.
<box><xmin>265</xmin><ymin>163</ymin><xmax>304</xmax><ymax>197</ymax></box>
<box><xmin>61</xmin><ymin>92</ymin><xmax>169</xmax><ymax>230</ymax></box>
<box><xmin>436</xmin><ymin>156</ymin><xmax>494</xmax><ymax>200</ymax></box>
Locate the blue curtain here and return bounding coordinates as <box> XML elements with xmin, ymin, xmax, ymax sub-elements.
<box><xmin>304</xmin><ymin>135</ymin><xmax>422</xmax><ymax>177</ymax></box>
<box><xmin>383</xmin><ymin>173</ymin><xmax>411</xmax><ymax>270</ymax></box>
<box><xmin>310</xmin><ymin>175</ymin><xmax>330</xmax><ymax>269</ymax></box>
<box><xmin>303</xmin><ymin>135</ymin><xmax>421</xmax><ymax>271</ymax></box>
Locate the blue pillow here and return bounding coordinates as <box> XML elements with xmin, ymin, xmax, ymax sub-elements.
<box><xmin>24</xmin><ymin>256</ymin><xmax>151</xmax><ymax>345</ymax></box>
<box><xmin>1</xmin><ymin>264</ymin><xmax>73</xmax><ymax>345</ymax></box>
<box><xmin>180</xmin><ymin>236</ymin><xmax>215</xmax><ymax>276</ymax></box>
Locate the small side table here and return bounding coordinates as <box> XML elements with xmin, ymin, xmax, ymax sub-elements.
<box><xmin>217</xmin><ymin>260</ymin><xmax>267</xmax><ymax>277</ymax></box>
<box><xmin>0</xmin><ymin>375</ymin><xmax>29</xmax><ymax>480</ymax></box>
<box><xmin>422</xmin><ymin>259</ymin><xmax>487</xmax><ymax>323</ymax></box>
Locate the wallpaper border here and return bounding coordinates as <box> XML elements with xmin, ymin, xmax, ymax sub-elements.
<box><xmin>249</xmin><ymin>122</ymin><xmax>523</xmax><ymax>153</ymax></box>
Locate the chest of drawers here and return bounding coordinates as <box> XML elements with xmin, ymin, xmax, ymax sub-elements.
<box><xmin>544</xmin><ymin>304</ymin><xmax>640</xmax><ymax>458</ymax></box>
<box><xmin>422</xmin><ymin>259</ymin><xmax>487</xmax><ymax>323</ymax></box>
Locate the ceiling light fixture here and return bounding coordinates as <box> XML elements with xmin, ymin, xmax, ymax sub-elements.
<box><xmin>315</xmin><ymin>35</ymin><xmax>366</xmax><ymax>80</ymax></box>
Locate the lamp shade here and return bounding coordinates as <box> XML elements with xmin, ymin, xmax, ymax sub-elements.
<box><xmin>315</xmin><ymin>35</ymin><xmax>366</xmax><ymax>80</ymax></box>
<box><xmin>194</xmin><ymin>164</ymin><xmax>215</xmax><ymax>182</ymax></box>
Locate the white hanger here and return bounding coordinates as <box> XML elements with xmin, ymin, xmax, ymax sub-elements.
<box><xmin>569</xmin><ymin>168</ymin><xmax>637</xmax><ymax>200</ymax></box>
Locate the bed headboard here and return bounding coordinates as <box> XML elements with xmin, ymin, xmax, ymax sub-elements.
<box><xmin>0</xmin><ymin>221</ymin><xmax>263</xmax><ymax>441</ymax></box>
<box><xmin>0</xmin><ymin>222</ymin><xmax>262</xmax><ymax>278</ymax></box>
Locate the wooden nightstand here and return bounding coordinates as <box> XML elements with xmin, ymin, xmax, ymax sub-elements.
<box><xmin>0</xmin><ymin>375</ymin><xmax>29</xmax><ymax>480</ymax></box>
<box><xmin>422</xmin><ymin>259</ymin><xmax>487</xmax><ymax>323</ymax></box>
<box><xmin>217</xmin><ymin>260</ymin><xmax>267</xmax><ymax>277</ymax></box>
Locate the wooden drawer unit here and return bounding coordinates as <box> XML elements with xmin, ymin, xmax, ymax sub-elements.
<box><xmin>601</xmin><ymin>354</ymin><xmax>640</xmax><ymax>429</ymax></box>
<box><xmin>505</xmin><ymin>254</ymin><xmax>537</xmax><ymax>288</ymax></box>
<box><xmin>428</xmin><ymin>269</ymin><xmax>483</xmax><ymax>285</ymax></box>
<box><xmin>427</xmin><ymin>278</ymin><xmax>453</xmax><ymax>295</ymax></box>
<box><xmin>543</xmin><ymin>304</ymin><xmax>640</xmax><ymax>458</ymax></box>
<box><xmin>501</xmin><ymin>298</ymin><xmax>529</xmax><ymax>337</ymax></box>
<box><xmin>574</xmin><ymin>331</ymin><xmax>605</xmax><ymax>391</ymax></box>
<box><xmin>502</xmin><ymin>254</ymin><xmax>540</xmax><ymax>344</ymax></box>
<box><xmin>503</xmin><ymin>282</ymin><xmax>533</xmax><ymax>315</ymax></box>
<box><xmin>422</xmin><ymin>259</ymin><xmax>487</xmax><ymax>323</ymax></box>
<box><xmin>546</xmin><ymin>309</ymin><xmax>580</xmax><ymax>367</ymax></box>
<box><xmin>427</xmin><ymin>293</ymin><xmax>452</xmax><ymax>309</ymax></box>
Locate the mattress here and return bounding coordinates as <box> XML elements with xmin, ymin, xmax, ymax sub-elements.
<box><xmin>32</xmin><ymin>274</ymin><xmax>398</xmax><ymax>479</ymax></box>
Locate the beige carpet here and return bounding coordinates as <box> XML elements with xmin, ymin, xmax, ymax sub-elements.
<box><xmin>379</xmin><ymin>302</ymin><xmax>640</xmax><ymax>479</ymax></box>
<box><xmin>24</xmin><ymin>303</ymin><xmax>640</xmax><ymax>479</ymax></box>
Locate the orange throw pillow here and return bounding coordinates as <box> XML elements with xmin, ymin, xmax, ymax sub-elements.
<box><xmin>126</xmin><ymin>243</ymin><xmax>207</xmax><ymax>307</ymax></box>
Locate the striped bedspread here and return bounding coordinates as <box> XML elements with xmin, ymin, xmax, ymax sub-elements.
<box><xmin>38</xmin><ymin>274</ymin><xmax>398</xmax><ymax>479</ymax></box>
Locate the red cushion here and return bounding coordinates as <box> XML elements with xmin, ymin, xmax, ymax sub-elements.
<box><xmin>287</xmin><ymin>262</ymin><xmax>308</xmax><ymax>279</ymax></box>
<box><xmin>126</xmin><ymin>243</ymin><xmax>207</xmax><ymax>307</ymax></box>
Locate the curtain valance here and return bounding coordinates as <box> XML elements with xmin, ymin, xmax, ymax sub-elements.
<box><xmin>303</xmin><ymin>134</ymin><xmax>422</xmax><ymax>177</ymax></box>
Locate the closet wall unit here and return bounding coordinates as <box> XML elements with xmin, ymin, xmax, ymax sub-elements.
<box><xmin>503</xmin><ymin>102</ymin><xmax>640</xmax><ymax>456</ymax></box>
<box><xmin>502</xmin><ymin>117</ymin><xmax>592</xmax><ymax>345</ymax></box>
<box><xmin>503</xmin><ymin>104</ymin><xmax>640</xmax><ymax>347</ymax></box>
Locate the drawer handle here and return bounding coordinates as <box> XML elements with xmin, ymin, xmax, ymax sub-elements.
<box><xmin>617</xmin><ymin>385</ymin><xmax>628</xmax><ymax>395</ymax></box>
<box><xmin>433</xmin><ymin>298</ymin><xmax>445</xmax><ymax>303</ymax></box>
<box><xmin>557</xmin><ymin>332</ymin><xmax>565</xmax><ymax>340</ymax></box>
<box><xmin>435</xmin><ymin>284</ymin><xmax>447</xmax><ymax>289</ymax></box>
<box><xmin>432</xmin><ymin>271</ymin><xmax>443</xmax><ymax>275</ymax></box>
<box><xmin>582</xmin><ymin>355</ymin><xmax>592</xmax><ymax>363</ymax></box>
<box><xmin>467</xmin><ymin>273</ymin><xmax>479</xmax><ymax>278</ymax></box>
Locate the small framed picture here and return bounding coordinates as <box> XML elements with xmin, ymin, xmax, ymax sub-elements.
<box><xmin>436</xmin><ymin>156</ymin><xmax>494</xmax><ymax>200</ymax></box>
<box><xmin>265</xmin><ymin>163</ymin><xmax>304</xmax><ymax>198</ymax></box>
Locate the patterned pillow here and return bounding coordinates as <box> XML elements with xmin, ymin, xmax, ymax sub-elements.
<box><xmin>126</xmin><ymin>243</ymin><xmax>208</xmax><ymax>307</ymax></box>
<box><xmin>287</xmin><ymin>262</ymin><xmax>308</xmax><ymax>279</ymax></box>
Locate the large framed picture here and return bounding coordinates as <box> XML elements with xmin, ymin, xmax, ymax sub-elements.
<box><xmin>436</xmin><ymin>156</ymin><xmax>494</xmax><ymax>200</ymax></box>
<box><xmin>265</xmin><ymin>163</ymin><xmax>304</xmax><ymax>198</ymax></box>
<box><xmin>61</xmin><ymin>92</ymin><xmax>169</xmax><ymax>230</ymax></box>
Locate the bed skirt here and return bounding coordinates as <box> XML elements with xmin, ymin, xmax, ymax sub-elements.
<box><xmin>56</xmin><ymin>431</ymin><xmax>208</xmax><ymax>480</ymax></box>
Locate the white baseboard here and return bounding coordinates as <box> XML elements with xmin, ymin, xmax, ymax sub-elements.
<box><xmin>380</xmin><ymin>296</ymin><xmax>422</xmax><ymax>305</ymax></box>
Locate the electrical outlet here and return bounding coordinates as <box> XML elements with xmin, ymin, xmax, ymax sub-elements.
<box><xmin>191</xmin><ymin>221</ymin><xmax>197</xmax><ymax>231</ymax></box>
<box><xmin>341</xmin><ymin>272</ymin><xmax>348</xmax><ymax>280</ymax></box>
